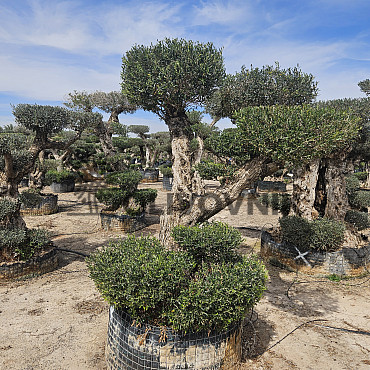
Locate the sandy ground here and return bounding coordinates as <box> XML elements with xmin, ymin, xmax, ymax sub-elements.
<box><xmin>1</xmin><ymin>180</ymin><xmax>369</xmax><ymax>370</ymax></box>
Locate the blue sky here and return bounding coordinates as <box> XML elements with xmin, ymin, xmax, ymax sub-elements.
<box><xmin>1</xmin><ymin>0</ymin><xmax>369</xmax><ymax>132</ymax></box>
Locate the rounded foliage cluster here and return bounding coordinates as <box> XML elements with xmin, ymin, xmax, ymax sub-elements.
<box><xmin>260</xmin><ymin>193</ymin><xmax>291</xmax><ymax>217</ymax></box>
<box><xmin>97</xmin><ymin>170</ymin><xmax>157</xmax><ymax>213</ymax></box>
<box><xmin>18</xmin><ymin>188</ymin><xmax>44</xmax><ymax>209</ymax></box>
<box><xmin>171</xmin><ymin>222</ymin><xmax>242</xmax><ymax>266</ymax></box>
<box><xmin>0</xmin><ymin>197</ymin><xmax>20</xmax><ymax>224</ymax></box>
<box><xmin>88</xmin><ymin>223</ymin><xmax>267</xmax><ymax>333</ymax></box>
<box><xmin>0</xmin><ymin>227</ymin><xmax>51</xmax><ymax>261</ymax></box>
<box><xmin>105</xmin><ymin>170</ymin><xmax>142</xmax><ymax>191</ymax></box>
<box><xmin>45</xmin><ymin>170</ymin><xmax>76</xmax><ymax>185</ymax></box>
<box><xmin>279</xmin><ymin>216</ymin><xmax>345</xmax><ymax>252</ymax></box>
<box><xmin>194</xmin><ymin>160</ymin><xmax>237</xmax><ymax>184</ymax></box>
<box><xmin>345</xmin><ymin>210</ymin><xmax>370</xmax><ymax>231</ymax></box>
<box><xmin>159</xmin><ymin>165</ymin><xmax>173</xmax><ymax>177</ymax></box>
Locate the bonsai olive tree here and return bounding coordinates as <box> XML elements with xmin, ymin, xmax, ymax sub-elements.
<box><xmin>122</xmin><ymin>38</ymin><xmax>225</xmax><ymax>243</ymax></box>
<box><xmin>121</xmin><ymin>38</ymin><xmax>360</xmax><ymax>246</ymax></box>
<box><xmin>65</xmin><ymin>90</ymin><xmax>136</xmax><ymax>156</ymax></box>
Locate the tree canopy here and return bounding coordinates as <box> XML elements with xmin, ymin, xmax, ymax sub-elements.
<box><xmin>205</xmin><ymin>63</ymin><xmax>318</xmax><ymax>122</ymax></box>
<box><xmin>121</xmin><ymin>38</ymin><xmax>225</xmax><ymax>121</ymax></box>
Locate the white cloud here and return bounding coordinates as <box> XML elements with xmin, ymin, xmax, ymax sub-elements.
<box><xmin>0</xmin><ymin>54</ymin><xmax>120</xmax><ymax>101</ymax></box>
<box><xmin>0</xmin><ymin>0</ymin><xmax>183</xmax><ymax>56</ymax></box>
<box><xmin>192</xmin><ymin>0</ymin><xmax>253</xmax><ymax>26</ymax></box>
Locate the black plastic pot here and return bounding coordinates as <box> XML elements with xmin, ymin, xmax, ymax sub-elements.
<box><xmin>162</xmin><ymin>175</ymin><xmax>173</xmax><ymax>191</ymax></box>
<box><xmin>50</xmin><ymin>180</ymin><xmax>75</xmax><ymax>193</ymax></box>
<box><xmin>106</xmin><ymin>307</ymin><xmax>242</xmax><ymax>370</ymax></box>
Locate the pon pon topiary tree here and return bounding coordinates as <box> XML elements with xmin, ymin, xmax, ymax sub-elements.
<box><xmin>121</xmin><ymin>38</ymin><xmax>361</xmax><ymax>246</ymax></box>
<box><xmin>121</xmin><ymin>38</ymin><xmax>225</xmax><ymax>244</ymax></box>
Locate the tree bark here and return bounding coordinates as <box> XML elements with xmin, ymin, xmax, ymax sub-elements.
<box><xmin>322</xmin><ymin>153</ymin><xmax>353</xmax><ymax>220</ymax></box>
<box><xmin>159</xmin><ymin>155</ymin><xmax>270</xmax><ymax>247</ymax></box>
<box><xmin>291</xmin><ymin>159</ymin><xmax>321</xmax><ymax>220</ymax></box>
<box><xmin>96</xmin><ymin>120</ymin><xmax>116</xmax><ymax>157</ymax></box>
<box><xmin>291</xmin><ymin>151</ymin><xmax>353</xmax><ymax>221</ymax></box>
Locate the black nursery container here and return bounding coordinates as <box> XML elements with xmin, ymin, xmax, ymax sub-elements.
<box><xmin>50</xmin><ymin>180</ymin><xmax>75</xmax><ymax>193</ymax></box>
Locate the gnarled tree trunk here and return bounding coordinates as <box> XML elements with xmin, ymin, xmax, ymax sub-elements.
<box><xmin>291</xmin><ymin>159</ymin><xmax>321</xmax><ymax>220</ymax></box>
<box><xmin>291</xmin><ymin>151</ymin><xmax>353</xmax><ymax>221</ymax></box>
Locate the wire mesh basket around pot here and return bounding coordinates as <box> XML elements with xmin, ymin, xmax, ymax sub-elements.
<box><xmin>20</xmin><ymin>194</ymin><xmax>58</xmax><ymax>215</ymax></box>
<box><xmin>100</xmin><ymin>211</ymin><xmax>146</xmax><ymax>233</ymax></box>
<box><xmin>106</xmin><ymin>307</ymin><xmax>242</xmax><ymax>370</ymax></box>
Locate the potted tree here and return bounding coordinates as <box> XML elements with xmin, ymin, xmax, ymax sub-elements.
<box><xmin>0</xmin><ymin>197</ymin><xmax>57</xmax><ymax>280</ymax></box>
<box><xmin>96</xmin><ymin>170</ymin><xmax>157</xmax><ymax>232</ymax></box>
<box><xmin>45</xmin><ymin>169</ymin><xmax>77</xmax><ymax>193</ymax></box>
<box><xmin>87</xmin><ymin>222</ymin><xmax>267</xmax><ymax>369</ymax></box>
<box><xmin>159</xmin><ymin>165</ymin><xmax>173</xmax><ymax>190</ymax></box>
<box><xmin>19</xmin><ymin>188</ymin><xmax>58</xmax><ymax>215</ymax></box>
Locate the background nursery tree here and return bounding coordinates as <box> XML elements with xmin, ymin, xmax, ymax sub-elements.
<box><xmin>0</xmin><ymin>104</ymin><xmax>100</xmax><ymax>262</ymax></box>
<box><xmin>65</xmin><ymin>90</ymin><xmax>136</xmax><ymax>156</ymax></box>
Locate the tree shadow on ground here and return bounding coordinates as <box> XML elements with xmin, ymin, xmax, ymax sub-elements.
<box><xmin>263</xmin><ymin>263</ymin><xmax>339</xmax><ymax>318</ymax></box>
<box><xmin>51</xmin><ymin>234</ymin><xmax>119</xmax><ymax>268</ymax></box>
<box><xmin>241</xmin><ymin>311</ymin><xmax>276</xmax><ymax>361</ymax></box>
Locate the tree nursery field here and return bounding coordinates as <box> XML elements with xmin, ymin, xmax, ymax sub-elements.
<box><xmin>1</xmin><ymin>181</ymin><xmax>369</xmax><ymax>370</ymax></box>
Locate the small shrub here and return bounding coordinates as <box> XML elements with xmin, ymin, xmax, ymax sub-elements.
<box><xmin>345</xmin><ymin>210</ymin><xmax>370</xmax><ymax>230</ymax></box>
<box><xmin>159</xmin><ymin>165</ymin><xmax>173</xmax><ymax>177</ymax></box>
<box><xmin>280</xmin><ymin>216</ymin><xmax>345</xmax><ymax>252</ymax></box>
<box><xmin>18</xmin><ymin>188</ymin><xmax>43</xmax><ymax>208</ymax></box>
<box><xmin>87</xmin><ymin>236</ymin><xmax>194</xmax><ymax>324</ymax></box>
<box><xmin>194</xmin><ymin>160</ymin><xmax>237</xmax><ymax>184</ymax></box>
<box><xmin>172</xmin><ymin>222</ymin><xmax>242</xmax><ymax>266</ymax></box>
<box><xmin>353</xmin><ymin>171</ymin><xmax>368</xmax><ymax>182</ymax></box>
<box><xmin>259</xmin><ymin>193</ymin><xmax>291</xmax><ymax>216</ymax></box>
<box><xmin>310</xmin><ymin>218</ymin><xmax>345</xmax><ymax>251</ymax></box>
<box><xmin>96</xmin><ymin>188</ymin><xmax>128</xmax><ymax>211</ymax></box>
<box><xmin>346</xmin><ymin>175</ymin><xmax>360</xmax><ymax>196</ymax></box>
<box><xmin>87</xmin><ymin>233</ymin><xmax>267</xmax><ymax>333</ymax></box>
<box><xmin>45</xmin><ymin>169</ymin><xmax>76</xmax><ymax>185</ymax></box>
<box><xmin>279</xmin><ymin>216</ymin><xmax>311</xmax><ymax>251</ymax></box>
<box><xmin>15</xmin><ymin>228</ymin><xmax>51</xmax><ymax>260</ymax></box>
<box><xmin>105</xmin><ymin>170</ymin><xmax>142</xmax><ymax>191</ymax></box>
<box><xmin>349</xmin><ymin>190</ymin><xmax>370</xmax><ymax>210</ymax></box>
<box><xmin>132</xmin><ymin>189</ymin><xmax>157</xmax><ymax>211</ymax></box>
<box><xmin>0</xmin><ymin>197</ymin><xmax>20</xmax><ymax>223</ymax></box>
<box><xmin>168</xmin><ymin>258</ymin><xmax>267</xmax><ymax>332</ymax></box>
<box><xmin>0</xmin><ymin>227</ymin><xmax>50</xmax><ymax>261</ymax></box>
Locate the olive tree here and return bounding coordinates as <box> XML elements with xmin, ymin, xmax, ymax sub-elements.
<box><xmin>65</xmin><ymin>90</ymin><xmax>136</xmax><ymax>156</ymax></box>
<box><xmin>0</xmin><ymin>104</ymin><xmax>101</xmax><ymax>228</ymax></box>
<box><xmin>121</xmin><ymin>38</ymin><xmax>360</xmax><ymax>246</ymax></box>
<box><xmin>358</xmin><ymin>79</ymin><xmax>370</xmax><ymax>96</ymax></box>
<box><xmin>206</xmin><ymin>62</ymin><xmax>318</xmax><ymax>125</ymax></box>
<box><xmin>122</xmin><ymin>38</ymin><xmax>225</xmax><ymax>243</ymax></box>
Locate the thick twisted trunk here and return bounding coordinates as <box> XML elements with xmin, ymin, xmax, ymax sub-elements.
<box><xmin>291</xmin><ymin>151</ymin><xmax>353</xmax><ymax>221</ymax></box>
<box><xmin>322</xmin><ymin>154</ymin><xmax>353</xmax><ymax>220</ymax></box>
<box><xmin>96</xmin><ymin>120</ymin><xmax>116</xmax><ymax>157</ymax></box>
<box><xmin>291</xmin><ymin>159</ymin><xmax>321</xmax><ymax>220</ymax></box>
<box><xmin>159</xmin><ymin>154</ymin><xmax>269</xmax><ymax>247</ymax></box>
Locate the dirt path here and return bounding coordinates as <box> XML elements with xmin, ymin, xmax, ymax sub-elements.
<box><xmin>1</xmin><ymin>181</ymin><xmax>369</xmax><ymax>369</ymax></box>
